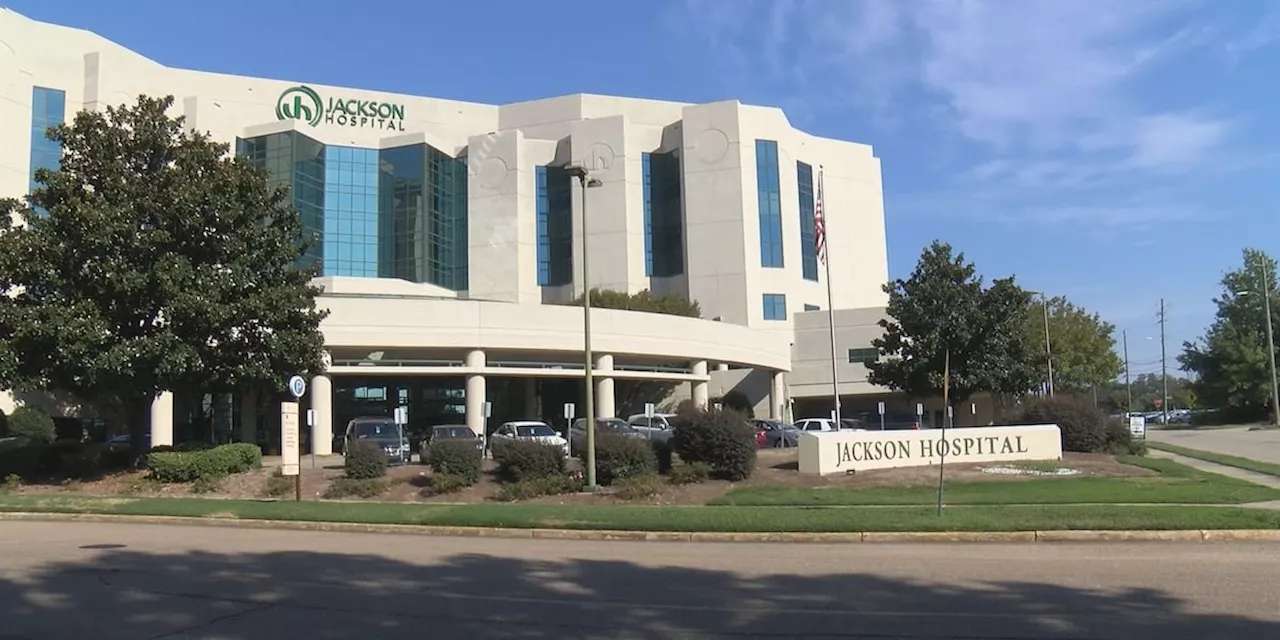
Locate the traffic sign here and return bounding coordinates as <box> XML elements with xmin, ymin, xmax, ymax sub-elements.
<box><xmin>287</xmin><ymin>375</ymin><xmax>307</xmax><ymax>399</ymax></box>
<box><xmin>563</xmin><ymin>403</ymin><xmax>575</xmax><ymax>420</ymax></box>
<box><xmin>644</xmin><ymin>402</ymin><xmax>656</xmax><ymax>418</ymax></box>
<box><xmin>877</xmin><ymin>401</ymin><xmax>885</xmax><ymax>415</ymax></box>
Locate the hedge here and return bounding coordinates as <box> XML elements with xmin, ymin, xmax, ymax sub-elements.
<box><xmin>593</xmin><ymin>434</ymin><xmax>657</xmax><ymax>485</ymax></box>
<box><xmin>492</xmin><ymin>440</ymin><xmax>565</xmax><ymax>482</ymax></box>
<box><xmin>671</xmin><ymin>407</ymin><xmax>757</xmax><ymax>481</ymax></box>
<box><xmin>148</xmin><ymin>443</ymin><xmax>263</xmax><ymax>483</ymax></box>
<box><xmin>344</xmin><ymin>440</ymin><xmax>387</xmax><ymax>480</ymax></box>
<box><xmin>426</xmin><ymin>439</ymin><xmax>483</xmax><ymax>484</ymax></box>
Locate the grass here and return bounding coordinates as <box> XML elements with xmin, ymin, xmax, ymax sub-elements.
<box><xmin>0</xmin><ymin>493</ymin><xmax>1277</xmax><ymax>532</ymax></box>
<box><xmin>710</xmin><ymin>456</ymin><xmax>1280</xmax><ymax>507</ymax></box>
<box><xmin>1148</xmin><ymin>442</ymin><xmax>1280</xmax><ymax>478</ymax></box>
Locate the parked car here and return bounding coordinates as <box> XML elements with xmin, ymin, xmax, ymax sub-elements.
<box><xmin>568</xmin><ymin>418</ymin><xmax>645</xmax><ymax>455</ymax></box>
<box><xmin>343</xmin><ymin>416</ymin><xmax>410</xmax><ymax>465</ymax></box>
<box><xmin>750</xmin><ymin>419</ymin><xmax>801</xmax><ymax>447</ymax></box>
<box><xmin>793</xmin><ymin>418</ymin><xmax>866</xmax><ymax>433</ymax></box>
<box><xmin>419</xmin><ymin>424</ymin><xmax>485</xmax><ymax>463</ymax></box>
<box><xmin>626</xmin><ymin>412</ymin><xmax>680</xmax><ymax>441</ymax></box>
<box><xmin>490</xmin><ymin>420</ymin><xmax>570</xmax><ymax>457</ymax></box>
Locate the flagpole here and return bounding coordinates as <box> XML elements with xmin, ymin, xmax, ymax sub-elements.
<box><xmin>819</xmin><ymin>166</ymin><xmax>841</xmax><ymax>425</ymax></box>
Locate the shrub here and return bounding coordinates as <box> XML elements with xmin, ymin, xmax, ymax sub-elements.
<box><xmin>6</xmin><ymin>407</ymin><xmax>55</xmax><ymax>443</ymax></box>
<box><xmin>323</xmin><ymin>477</ymin><xmax>386</xmax><ymax>499</ymax></box>
<box><xmin>343</xmin><ymin>440</ymin><xmax>388</xmax><ymax>480</ymax></box>
<box><xmin>420</xmin><ymin>473</ymin><xmax>470</xmax><ymax>497</ymax></box>
<box><xmin>261</xmin><ymin>471</ymin><xmax>293</xmax><ymax>498</ymax></box>
<box><xmin>492</xmin><ymin>440</ymin><xmax>565</xmax><ymax>482</ymax></box>
<box><xmin>670</xmin><ymin>408</ymin><xmax>757</xmax><ymax>481</ymax></box>
<box><xmin>1</xmin><ymin>473</ymin><xmax>20</xmax><ymax>492</ymax></box>
<box><xmin>190</xmin><ymin>474</ymin><xmax>222</xmax><ymax>494</ymax></box>
<box><xmin>613</xmin><ymin>474</ymin><xmax>665</xmax><ymax>500</ymax></box>
<box><xmin>427</xmin><ymin>439</ymin><xmax>483</xmax><ymax>484</ymax></box>
<box><xmin>1103</xmin><ymin>418</ymin><xmax>1134</xmax><ymax>454</ymax></box>
<box><xmin>593</xmin><ymin>434</ymin><xmax>658</xmax><ymax>485</ymax></box>
<box><xmin>57</xmin><ymin>443</ymin><xmax>126</xmax><ymax>480</ymax></box>
<box><xmin>1011</xmin><ymin>396</ymin><xmax>1112</xmax><ymax>453</ymax></box>
<box><xmin>147</xmin><ymin>443</ymin><xmax>264</xmax><ymax>483</ymax></box>
<box><xmin>490</xmin><ymin>474</ymin><xmax>583</xmax><ymax>502</ymax></box>
<box><xmin>668</xmin><ymin>460</ymin><xmax>711</xmax><ymax>485</ymax></box>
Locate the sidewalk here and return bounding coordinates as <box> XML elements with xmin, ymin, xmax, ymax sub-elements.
<box><xmin>1148</xmin><ymin>448</ymin><xmax>1280</xmax><ymax>493</ymax></box>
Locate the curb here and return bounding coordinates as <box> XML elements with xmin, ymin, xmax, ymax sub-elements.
<box><xmin>3</xmin><ymin>512</ymin><xmax>1280</xmax><ymax>542</ymax></box>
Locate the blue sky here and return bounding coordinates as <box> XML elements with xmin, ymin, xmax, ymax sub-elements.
<box><xmin>11</xmin><ymin>0</ymin><xmax>1278</xmax><ymax>377</ymax></box>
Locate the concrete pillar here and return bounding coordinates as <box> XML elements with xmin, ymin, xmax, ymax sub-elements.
<box><xmin>523</xmin><ymin>378</ymin><xmax>538</xmax><ymax>417</ymax></box>
<box><xmin>716</xmin><ymin>363</ymin><xmax>729</xmax><ymax>372</ymax></box>
<box><xmin>150</xmin><ymin>391</ymin><xmax>174</xmax><ymax>447</ymax></box>
<box><xmin>310</xmin><ymin>375</ymin><xmax>333</xmax><ymax>455</ymax></box>
<box><xmin>239</xmin><ymin>390</ymin><xmax>258</xmax><ymax>443</ymax></box>
<box><xmin>691</xmin><ymin>360</ymin><xmax>709</xmax><ymax>409</ymax></box>
<box><xmin>465</xmin><ymin>349</ymin><xmax>487</xmax><ymax>436</ymax></box>
<box><xmin>770</xmin><ymin>371</ymin><xmax>787</xmax><ymax>420</ymax></box>
<box><xmin>595</xmin><ymin>354</ymin><xmax>615</xmax><ymax>418</ymax></box>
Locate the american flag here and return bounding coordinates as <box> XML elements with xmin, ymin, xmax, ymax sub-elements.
<box><xmin>815</xmin><ymin>166</ymin><xmax>827</xmax><ymax>264</ymax></box>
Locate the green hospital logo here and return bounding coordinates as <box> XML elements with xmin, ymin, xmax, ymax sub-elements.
<box><xmin>274</xmin><ymin>85</ymin><xmax>406</xmax><ymax>132</ymax></box>
<box><xmin>276</xmin><ymin>86</ymin><xmax>323</xmax><ymax>127</ymax></box>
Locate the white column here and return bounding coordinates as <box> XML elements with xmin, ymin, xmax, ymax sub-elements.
<box><xmin>716</xmin><ymin>363</ymin><xmax>729</xmax><ymax>372</ymax></box>
<box><xmin>595</xmin><ymin>354</ymin><xmax>615</xmax><ymax>418</ymax></box>
<box><xmin>770</xmin><ymin>371</ymin><xmax>787</xmax><ymax>420</ymax></box>
<box><xmin>691</xmin><ymin>360</ymin><xmax>709</xmax><ymax>409</ymax></box>
<box><xmin>150</xmin><ymin>391</ymin><xmax>174</xmax><ymax>447</ymax></box>
<box><xmin>239</xmin><ymin>390</ymin><xmax>258</xmax><ymax>443</ymax></box>
<box><xmin>466</xmin><ymin>349</ymin><xmax>487</xmax><ymax>436</ymax></box>
<box><xmin>310</xmin><ymin>375</ymin><xmax>333</xmax><ymax>455</ymax></box>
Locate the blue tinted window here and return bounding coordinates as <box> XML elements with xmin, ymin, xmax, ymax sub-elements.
<box><xmin>29</xmin><ymin>86</ymin><xmax>67</xmax><ymax>215</ymax></box>
<box><xmin>755</xmin><ymin>140</ymin><xmax>784</xmax><ymax>268</ymax></box>
<box><xmin>797</xmin><ymin>161</ymin><xmax>818</xmax><ymax>281</ymax></box>
<box><xmin>536</xmin><ymin>165</ymin><xmax>572</xmax><ymax>286</ymax></box>
<box><xmin>643</xmin><ymin>150</ymin><xmax>684</xmax><ymax>278</ymax></box>
<box><xmin>763</xmin><ymin>293</ymin><xmax>787</xmax><ymax>321</ymax></box>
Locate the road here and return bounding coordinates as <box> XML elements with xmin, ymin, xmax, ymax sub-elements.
<box><xmin>1150</xmin><ymin>426</ymin><xmax>1280</xmax><ymax>464</ymax></box>
<box><xmin>0</xmin><ymin>521</ymin><xmax>1277</xmax><ymax>639</ymax></box>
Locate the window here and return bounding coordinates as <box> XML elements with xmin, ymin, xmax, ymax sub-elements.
<box><xmin>762</xmin><ymin>293</ymin><xmax>787</xmax><ymax>321</ymax></box>
<box><xmin>848</xmin><ymin>348</ymin><xmax>879</xmax><ymax>364</ymax></box>
<box><xmin>642</xmin><ymin>151</ymin><xmax>685</xmax><ymax>277</ymax></box>
<box><xmin>535</xmin><ymin>165</ymin><xmax>573</xmax><ymax>286</ymax></box>
<box><xmin>804</xmin><ymin>304</ymin><xmax>820</xmax><ymax>311</ymax></box>
<box><xmin>797</xmin><ymin>161</ymin><xmax>818</xmax><ymax>281</ymax></box>
<box><xmin>755</xmin><ymin>140</ymin><xmax>784</xmax><ymax>268</ymax></box>
<box><xmin>29</xmin><ymin>86</ymin><xmax>67</xmax><ymax>215</ymax></box>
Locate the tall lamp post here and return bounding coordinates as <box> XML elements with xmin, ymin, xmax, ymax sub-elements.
<box><xmin>565</xmin><ymin>164</ymin><xmax>603</xmax><ymax>489</ymax></box>
<box><xmin>1236</xmin><ymin>265</ymin><xmax>1280</xmax><ymax>426</ymax></box>
<box><xmin>1029</xmin><ymin>290</ymin><xmax>1054</xmax><ymax>396</ymax></box>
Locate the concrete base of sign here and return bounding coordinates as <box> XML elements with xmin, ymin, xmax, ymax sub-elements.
<box><xmin>798</xmin><ymin>425</ymin><xmax>1063</xmax><ymax>476</ymax></box>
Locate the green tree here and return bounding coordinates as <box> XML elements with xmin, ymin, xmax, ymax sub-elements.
<box><xmin>565</xmin><ymin>288</ymin><xmax>701</xmax><ymax>318</ymax></box>
<box><xmin>1179</xmin><ymin>248</ymin><xmax>1278</xmax><ymax>420</ymax></box>
<box><xmin>1026</xmin><ymin>296</ymin><xmax>1123</xmax><ymax>393</ymax></box>
<box><xmin>869</xmin><ymin>241</ymin><xmax>1039</xmax><ymax>407</ymax></box>
<box><xmin>0</xmin><ymin>95</ymin><xmax>327</xmax><ymax>456</ymax></box>
<box><xmin>1097</xmin><ymin>373</ymin><xmax>1193</xmax><ymax>414</ymax></box>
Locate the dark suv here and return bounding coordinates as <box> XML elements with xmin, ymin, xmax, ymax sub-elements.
<box><xmin>343</xmin><ymin>417</ymin><xmax>410</xmax><ymax>465</ymax></box>
<box><xmin>420</xmin><ymin>424</ymin><xmax>485</xmax><ymax>462</ymax></box>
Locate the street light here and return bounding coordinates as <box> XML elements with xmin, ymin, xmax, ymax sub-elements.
<box><xmin>1234</xmin><ymin>265</ymin><xmax>1279</xmax><ymax>426</ymax></box>
<box><xmin>1028</xmin><ymin>290</ymin><xmax>1054</xmax><ymax>396</ymax></box>
<box><xmin>565</xmin><ymin>164</ymin><xmax>603</xmax><ymax>489</ymax></box>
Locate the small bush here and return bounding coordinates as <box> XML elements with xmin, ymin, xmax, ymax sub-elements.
<box><xmin>613</xmin><ymin>474</ymin><xmax>665</xmax><ymax>500</ymax></box>
<box><xmin>6</xmin><ymin>407</ymin><xmax>55</xmax><ymax>443</ymax></box>
<box><xmin>490</xmin><ymin>474</ymin><xmax>583</xmax><ymax>502</ymax></box>
<box><xmin>492</xmin><ymin>440</ymin><xmax>565</xmax><ymax>482</ymax></box>
<box><xmin>261</xmin><ymin>471</ymin><xmax>293</xmax><ymax>498</ymax></box>
<box><xmin>1</xmin><ymin>473</ymin><xmax>20</xmax><ymax>492</ymax></box>
<box><xmin>594</xmin><ymin>435</ymin><xmax>658</xmax><ymax>485</ymax></box>
<box><xmin>427</xmin><ymin>439</ymin><xmax>483</xmax><ymax>484</ymax></box>
<box><xmin>323</xmin><ymin>477</ymin><xmax>386</xmax><ymax>499</ymax></box>
<box><xmin>1011</xmin><ymin>396</ymin><xmax>1113</xmax><ymax>453</ymax></box>
<box><xmin>190</xmin><ymin>474</ymin><xmax>222</xmax><ymax>494</ymax></box>
<box><xmin>147</xmin><ymin>443</ymin><xmax>264</xmax><ymax>483</ymax></box>
<box><xmin>149</xmin><ymin>441</ymin><xmax>218</xmax><ymax>455</ymax></box>
<box><xmin>670</xmin><ymin>408</ymin><xmax>757</xmax><ymax>481</ymax></box>
<box><xmin>668</xmin><ymin>461</ymin><xmax>712</xmax><ymax>485</ymax></box>
<box><xmin>0</xmin><ymin>440</ymin><xmax>46</xmax><ymax>480</ymax></box>
<box><xmin>420</xmin><ymin>473</ymin><xmax>470</xmax><ymax>497</ymax></box>
<box><xmin>343</xmin><ymin>440</ymin><xmax>388</xmax><ymax>480</ymax></box>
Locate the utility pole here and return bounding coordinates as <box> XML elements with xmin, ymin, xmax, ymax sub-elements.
<box><xmin>1260</xmin><ymin>263</ymin><xmax>1280</xmax><ymax>426</ymax></box>
<box><xmin>1123</xmin><ymin>329</ymin><xmax>1132</xmax><ymax>415</ymax></box>
<box><xmin>1159</xmin><ymin>299</ymin><xmax>1169</xmax><ymax>426</ymax></box>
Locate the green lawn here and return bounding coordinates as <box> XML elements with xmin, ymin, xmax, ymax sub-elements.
<box><xmin>710</xmin><ymin>456</ymin><xmax>1280</xmax><ymax>507</ymax></box>
<box><xmin>1148</xmin><ymin>442</ymin><xmax>1280</xmax><ymax>478</ymax></box>
<box><xmin>0</xmin><ymin>494</ymin><xmax>1277</xmax><ymax>532</ymax></box>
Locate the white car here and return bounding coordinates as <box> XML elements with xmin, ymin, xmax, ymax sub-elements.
<box><xmin>793</xmin><ymin>418</ymin><xmax>867</xmax><ymax>433</ymax></box>
<box><xmin>490</xmin><ymin>420</ymin><xmax>570</xmax><ymax>457</ymax></box>
<box><xmin>626</xmin><ymin>412</ymin><xmax>680</xmax><ymax>441</ymax></box>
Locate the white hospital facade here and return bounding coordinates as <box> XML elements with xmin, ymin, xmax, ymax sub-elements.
<box><xmin>1</xmin><ymin>9</ymin><xmax>980</xmax><ymax>452</ymax></box>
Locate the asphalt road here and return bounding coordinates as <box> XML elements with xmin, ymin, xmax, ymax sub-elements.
<box><xmin>1</xmin><ymin>520</ymin><xmax>1277</xmax><ymax>639</ymax></box>
<box><xmin>1150</xmin><ymin>426</ymin><xmax>1280</xmax><ymax>464</ymax></box>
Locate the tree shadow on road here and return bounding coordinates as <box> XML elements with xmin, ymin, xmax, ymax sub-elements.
<box><xmin>0</xmin><ymin>534</ymin><xmax>1273</xmax><ymax>639</ymax></box>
